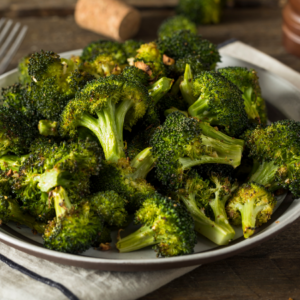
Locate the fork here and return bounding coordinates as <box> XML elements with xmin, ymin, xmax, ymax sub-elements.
<box><xmin>0</xmin><ymin>18</ymin><xmax>27</xmax><ymax>74</ymax></box>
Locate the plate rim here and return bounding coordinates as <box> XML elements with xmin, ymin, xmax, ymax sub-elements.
<box><xmin>0</xmin><ymin>51</ymin><xmax>300</xmax><ymax>271</ymax></box>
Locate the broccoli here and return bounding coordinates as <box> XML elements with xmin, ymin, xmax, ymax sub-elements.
<box><xmin>80</xmin><ymin>40</ymin><xmax>126</xmax><ymax>64</ymax></box>
<box><xmin>244</xmin><ymin>120</ymin><xmax>300</xmax><ymax>198</ymax></box>
<box><xmin>0</xmin><ymin>105</ymin><xmax>39</xmax><ymax>156</ymax></box>
<box><xmin>43</xmin><ymin>186</ymin><xmax>104</xmax><ymax>254</ymax></box>
<box><xmin>89</xmin><ymin>190</ymin><xmax>128</xmax><ymax>227</ymax></box>
<box><xmin>60</xmin><ymin>75</ymin><xmax>150</xmax><ymax>163</ymax></box>
<box><xmin>188</xmin><ymin>71</ymin><xmax>249</xmax><ymax>137</ymax></box>
<box><xmin>0</xmin><ymin>196</ymin><xmax>45</xmax><ymax>233</ymax></box>
<box><xmin>218</xmin><ymin>67</ymin><xmax>268</xmax><ymax>125</ymax></box>
<box><xmin>122</xmin><ymin>66</ymin><xmax>149</xmax><ymax>86</ymax></box>
<box><xmin>150</xmin><ymin>112</ymin><xmax>244</xmax><ymax>189</ymax></box>
<box><xmin>122</xmin><ymin>40</ymin><xmax>143</xmax><ymax>59</ymax></box>
<box><xmin>158</xmin><ymin>30</ymin><xmax>220</xmax><ymax>71</ymax></box>
<box><xmin>180</xmin><ymin>64</ymin><xmax>197</xmax><ymax>106</ymax></box>
<box><xmin>134</xmin><ymin>42</ymin><xmax>167</xmax><ymax>81</ymax></box>
<box><xmin>28</xmin><ymin>50</ymin><xmax>88</xmax><ymax>121</ymax></box>
<box><xmin>18</xmin><ymin>54</ymin><xmax>32</xmax><ymax>84</ymax></box>
<box><xmin>38</xmin><ymin>120</ymin><xmax>59</xmax><ymax>136</ymax></box>
<box><xmin>79</xmin><ymin>53</ymin><xmax>127</xmax><ymax>78</ymax></box>
<box><xmin>226</xmin><ymin>182</ymin><xmax>276</xmax><ymax>238</ymax></box>
<box><xmin>12</xmin><ymin>138</ymin><xmax>101</xmax><ymax>222</ymax></box>
<box><xmin>158</xmin><ymin>16</ymin><xmax>197</xmax><ymax>39</ymax></box>
<box><xmin>179</xmin><ymin>171</ymin><xmax>237</xmax><ymax>245</ymax></box>
<box><xmin>91</xmin><ymin>149</ymin><xmax>156</xmax><ymax>212</ymax></box>
<box><xmin>116</xmin><ymin>193</ymin><xmax>197</xmax><ymax>256</ymax></box>
<box><xmin>176</xmin><ymin>0</ymin><xmax>222</xmax><ymax>24</ymax></box>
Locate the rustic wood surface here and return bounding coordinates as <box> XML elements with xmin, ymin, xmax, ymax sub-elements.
<box><xmin>1</xmin><ymin>3</ymin><xmax>300</xmax><ymax>300</ymax></box>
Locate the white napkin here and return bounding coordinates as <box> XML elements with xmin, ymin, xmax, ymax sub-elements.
<box><xmin>1</xmin><ymin>40</ymin><xmax>299</xmax><ymax>300</ymax></box>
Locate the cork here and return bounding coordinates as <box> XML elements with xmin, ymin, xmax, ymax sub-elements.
<box><xmin>75</xmin><ymin>0</ymin><xmax>141</xmax><ymax>41</ymax></box>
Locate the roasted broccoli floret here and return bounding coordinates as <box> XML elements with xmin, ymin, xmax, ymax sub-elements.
<box><xmin>18</xmin><ymin>54</ymin><xmax>32</xmax><ymax>84</ymax></box>
<box><xmin>158</xmin><ymin>16</ymin><xmax>197</xmax><ymax>39</ymax></box>
<box><xmin>81</xmin><ymin>40</ymin><xmax>126</xmax><ymax>64</ymax></box>
<box><xmin>150</xmin><ymin>112</ymin><xmax>244</xmax><ymax>189</ymax></box>
<box><xmin>176</xmin><ymin>0</ymin><xmax>222</xmax><ymax>24</ymax></box>
<box><xmin>0</xmin><ymin>105</ymin><xmax>39</xmax><ymax>156</ymax></box>
<box><xmin>27</xmin><ymin>50</ymin><xmax>83</xmax><ymax>121</ymax></box>
<box><xmin>122</xmin><ymin>66</ymin><xmax>149</xmax><ymax>86</ymax></box>
<box><xmin>158</xmin><ymin>30</ymin><xmax>220</xmax><ymax>71</ymax></box>
<box><xmin>188</xmin><ymin>71</ymin><xmax>249</xmax><ymax>137</ymax></box>
<box><xmin>116</xmin><ymin>193</ymin><xmax>197</xmax><ymax>256</ymax></box>
<box><xmin>218</xmin><ymin>67</ymin><xmax>267</xmax><ymax>125</ymax></box>
<box><xmin>0</xmin><ymin>196</ymin><xmax>45</xmax><ymax>233</ymax></box>
<box><xmin>60</xmin><ymin>75</ymin><xmax>150</xmax><ymax>163</ymax></box>
<box><xmin>179</xmin><ymin>171</ymin><xmax>237</xmax><ymax>245</ymax></box>
<box><xmin>244</xmin><ymin>120</ymin><xmax>300</xmax><ymax>197</ymax></box>
<box><xmin>12</xmin><ymin>138</ymin><xmax>101</xmax><ymax>222</ymax></box>
<box><xmin>226</xmin><ymin>182</ymin><xmax>276</xmax><ymax>238</ymax></box>
<box><xmin>43</xmin><ymin>186</ymin><xmax>104</xmax><ymax>254</ymax></box>
<box><xmin>134</xmin><ymin>42</ymin><xmax>167</xmax><ymax>81</ymax></box>
<box><xmin>89</xmin><ymin>190</ymin><xmax>128</xmax><ymax>227</ymax></box>
<box><xmin>122</xmin><ymin>40</ymin><xmax>143</xmax><ymax>59</ymax></box>
<box><xmin>91</xmin><ymin>148</ymin><xmax>156</xmax><ymax>211</ymax></box>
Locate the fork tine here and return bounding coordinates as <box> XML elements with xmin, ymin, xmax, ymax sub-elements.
<box><xmin>0</xmin><ymin>20</ymin><xmax>13</xmax><ymax>45</ymax></box>
<box><xmin>0</xmin><ymin>23</ymin><xmax>20</xmax><ymax>60</ymax></box>
<box><xmin>0</xmin><ymin>26</ymin><xmax>27</xmax><ymax>74</ymax></box>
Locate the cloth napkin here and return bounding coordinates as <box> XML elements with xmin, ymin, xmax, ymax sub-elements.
<box><xmin>1</xmin><ymin>40</ymin><xmax>300</xmax><ymax>300</ymax></box>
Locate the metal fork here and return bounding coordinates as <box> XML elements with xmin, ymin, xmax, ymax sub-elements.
<box><xmin>0</xmin><ymin>18</ymin><xmax>27</xmax><ymax>74</ymax></box>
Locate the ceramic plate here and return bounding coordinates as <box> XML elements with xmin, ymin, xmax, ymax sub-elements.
<box><xmin>0</xmin><ymin>51</ymin><xmax>299</xmax><ymax>271</ymax></box>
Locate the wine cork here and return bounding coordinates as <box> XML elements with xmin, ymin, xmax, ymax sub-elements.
<box><xmin>75</xmin><ymin>0</ymin><xmax>141</xmax><ymax>41</ymax></box>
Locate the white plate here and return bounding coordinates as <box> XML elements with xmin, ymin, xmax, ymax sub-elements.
<box><xmin>0</xmin><ymin>51</ymin><xmax>299</xmax><ymax>271</ymax></box>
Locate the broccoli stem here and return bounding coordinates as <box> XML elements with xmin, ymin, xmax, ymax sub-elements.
<box><xmin>242</xmin><ymin>87</ymin><xmax>260</xmax><ymax>122</ymax></box>
<box><xmin>75</xmin><ymin>107</ymin><xmax>124</xmax><ymax>163</ymax></box>
<box><xmin>199</xmin><ymin>122</ymin><xmax>245</xmax><ymax>147</ymax></box>
<box><xmin>181</xmin><ymin>194</ymin><xmax>234</xmax><ymax>245</ymax></box>
<box><xmin>38</xmin><ymin>120</ymin><xmax>58</xmax><ymax>136</ymax></box>
<box><xmin>148</xmin><ymin>77</ymin><xmax>174</xmax><ymax>105</ymax></box>
<box><xmin>38</xmin><ymin>169</ymin><xmax>73</xmax><ymax>192</ymax></box>
<box><xmin>180</xmin><ymin>64</ymin><xmax>196</xmax><ymax>106</ymax></box>
<box><xmin>8</xmin><ymin>200</ymin><xmax>45</xmax><ymax>233</ymax></box>
<box><xmin>248</xmin><ymin>160</ymin><xmax>280</xmax><ymax>191</ymax></box>
<box><xmin>234</xmin><ymin>199</ymin><xmax>266</xmax><ymax>238</ymax></box>
<box><xmin>52</xmin><ymin>186</ymin><xmax>72</xmax><ymax>220</ymax></box>
<box><xmin>0</xmin><ymin>155</ymin><xmax>29</xmax><ymax>171</ymax></box>
<box><xmin>180</xmin><ymin>135</ymin><xmax>243</xmax><ymax>169</ymax></box>
<box><xmin>117</xmin><ymin>225</ymin><xmax>157</xmax><ymax>252</ymax></box>
<box><xmin>188</xmin><ymin>98</ymin><xmax>217</xmax><ymax>122</ymax></box>
<box><xmin>130</xmin><ymin>147</ymin><xmax>157</xmax><ymax>180</ymax></box>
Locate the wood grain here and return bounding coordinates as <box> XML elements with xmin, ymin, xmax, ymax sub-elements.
<box><xmin>3</xmin><ymin>4</ymin><xmax>300</xmax><ymax>300</ymax></box>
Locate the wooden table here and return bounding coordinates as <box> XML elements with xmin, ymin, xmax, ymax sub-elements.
<box><xmin>2</xmin><ymin>2</ymin><xmax>300</xmax><ymax>299</ymax></box>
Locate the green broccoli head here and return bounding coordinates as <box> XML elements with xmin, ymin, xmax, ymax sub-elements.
<box><xmin>176</xmin><ymin>0</ymin><xmax>222</xmax><ymax>24</ymax></box>
<box><xmin>81</xmin><ymin>40</ymin><xmax>127</xmax><ymax>64</ymax></box>
<box><xmin>157</xmin><ymin>30</ymin><xmax>220</xmax><ymax>70</ymax></box>
<box><xmin>150</xmin><ymin>112</ymin><xmax>244</xmax><ymax>190</ymax></box>
<box><xmin>122</xmin><ymin>40</ymin><xmax>143</xmax><ymax>59</ymax></box>
<box><xmin>90</xmin><ymin>190</ymin><xmax>128</xmax><ymax>228</ymax></box>
<box><xmin>158</xmin><ymin>16</ymin><xmax>197</xmax><ymax>39</ymax></box>
<box><xmin>179</xmin><ymin>171</ymin><xmax>237</xmax><ymax>245</ymax></box>
<box><xmin>43</xmin><ymin>186</ymin><xmax>103</xmax><ymax>254</ymax></box>
<box><xmin>60</xmin><ymin>75</ymin><xmax>150</xmax><ymax>163</ymax></box>
<box><xmin>134</xmin><ymin>42</ymin><xmax>167</xmax><ymax>81</ymax></box>
<box><xmin>91</xmin><ymin>158</ymin><xmax>155</xmax><ymax>213</ymax></box>
<box><xmin>12</xmin><ymin>138</ymin><xmax>101</xmax><ymax>222</ymax></box>
<box><xmin>116</xmin><ymin>193</ymin><xmax>197</xmax><ymax>257</ymax></box>
<box><xmin>79</xmin><ymin>53</ymin><xmax>127</xmax><ymax>78</ymax></box>
<box><xmin>226</xmin><ymin>182</ymin><xmax>276</xmax><ymax>238</ymax></box>
<box><xmin>218</xmin><ymin>67</ymin><xmax>267</xmax><ymax>125</ymax></box>
<box><xmin>18</xmin><ymin>54</ymin><xmax>32</xmax><ymax>84</ymax></box>
<box><xmin>188</xmin><ymin>71</ymin><xmax>249</xmax><ymax>137</ymax></box>
<box><xmin>122</xmin><ymin>66</ymin><xmax>149</xmax><ymax>86</ymax></box>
